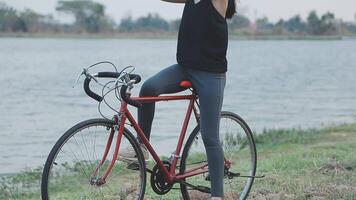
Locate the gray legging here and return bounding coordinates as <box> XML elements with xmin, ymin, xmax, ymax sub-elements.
<box><xmin>138</xmin><ymin>64</ymin><xmax>226</xmax><ymax>197</ymax></box>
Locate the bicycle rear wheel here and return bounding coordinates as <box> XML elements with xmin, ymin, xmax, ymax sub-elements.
<box><xmin>41</xmin><ymin>118</ymin><xmax>146</xmax><ymax>200</ymax></box>
<box><xmin>180</xmin><ymin>111</ymin><xmax>257</xmax><ymax>200</ymax></box>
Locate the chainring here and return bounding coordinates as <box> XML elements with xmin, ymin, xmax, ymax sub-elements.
<box><xmin>150</xmin><ymin>161</ymin><xmax>173</xmax><ymax>195</ymax></box>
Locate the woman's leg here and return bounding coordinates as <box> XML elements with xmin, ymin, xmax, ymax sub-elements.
<box><xmin>187</xmin><ymin>68</ymin><xmax>226</xmax><ymax>198</ymax></box>
<box><xmin>138</xmin><ymin>64</ymin><xmax>187</xmax><ymax>142</ymax></box>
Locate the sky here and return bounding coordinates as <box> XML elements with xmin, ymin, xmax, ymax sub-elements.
<box><xmin>1</xmin><ymin>0</ymin><xmax>356</xmax><ymax>23</ymax></box>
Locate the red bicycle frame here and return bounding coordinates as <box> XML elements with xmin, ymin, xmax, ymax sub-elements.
<box><xmin>93</xmin><ymin>92</ymin><xmax>210</xmax><ymax>185</ymax></box>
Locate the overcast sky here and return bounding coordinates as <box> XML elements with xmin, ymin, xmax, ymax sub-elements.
<box><xmin>2</xmin><ymin>0</ymin><xmax>356</xmax><ymax>22</ymax></box>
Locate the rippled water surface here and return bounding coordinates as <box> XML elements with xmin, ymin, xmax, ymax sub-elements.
<box><xmin>0</xmin><ymin>38</ymin><xmax>355</xmax><ymax>174</ymax></box>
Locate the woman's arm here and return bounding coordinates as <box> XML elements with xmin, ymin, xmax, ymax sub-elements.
<box><xmin>212</xmin><ymin>0</ymin><xmax>228</xmax><ymax>18</ymax></box>
<box><xmin>161</xmin><ymin>0</ymin><xmax>186</xmax><ymax>3</ymax></box>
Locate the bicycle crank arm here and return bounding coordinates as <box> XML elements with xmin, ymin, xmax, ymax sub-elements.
<box><xmin>146</xmin><ymin>168</ymin><xmax>153</xmax><ymax>174</ymax></box>
<box><xmin>225</xmin><ymin>170</ymin><xmax>265</xmax><ymax>179</ymax></box>
<box><xmin>238</xmin><ymin>174</ymin><xmax>266</xmax><ymax>178</ymax></box>
<box><xmin>179</xmin><ymin>181</ymin><xmax>211</xmax><ymax>194</ymax></box>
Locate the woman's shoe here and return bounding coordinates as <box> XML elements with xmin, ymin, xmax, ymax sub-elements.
<box><xmin>118</xmin><ymin>143</ymin><xmax>149</xmax><ymax>161</ymax></box>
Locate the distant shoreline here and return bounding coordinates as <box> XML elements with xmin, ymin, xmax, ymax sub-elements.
<box><xmin>0</xmin><ymin>32</ymin><xmax>352</xmax><ymax>40</ymax></box>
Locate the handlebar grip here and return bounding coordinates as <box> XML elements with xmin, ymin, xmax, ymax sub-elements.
<box><xmin>97</xmin><ymin>72</ymin><xmax>120</xmax><ymax>78</ymax></box>
<box><xmin>120</xmin><ymin>85</ymin><xmax>142</xmax><ymax>108</ymax></box>
<box><xmin>96</xmin><ymin>72</ymin><xmax>141</xmax><ymax>84</ymax></box>
<box><xmin>84</xmin><ymin>77</ymin><xmax>103</xmax><ymax>102</ymax></box>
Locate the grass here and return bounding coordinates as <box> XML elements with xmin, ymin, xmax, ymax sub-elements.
<box><xmin>1</xmin><ymin>123</ymin><xmax>355</xmax><ymax>199</ymax></box>
<box><xmin>251</xmin><ymin>123</ymin><xmax>356</xmax><ymax>200</ymax></box>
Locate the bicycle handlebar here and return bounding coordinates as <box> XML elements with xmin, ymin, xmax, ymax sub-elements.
<box><xmin>84</xmin><ymin>77</ymin><xmax>104</xmax><ymax>102</ymax></box>
<box><xmin>96</xmin><ymin>72</ymin><xmax>141</xmax><ymax>83</ymax></box>
<box><xmin>83</xmin><ymin>71</ymin><xmax>142</xmax><ymax>108</ymax></box>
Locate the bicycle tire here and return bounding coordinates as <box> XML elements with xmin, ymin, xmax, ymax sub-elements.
<box><xmin>179</xmin><ymin>111</ymin><xmax>257</xmax><ymax>200</ymax></box>
<box><xmin>41</xmin><ymin>118</ymin><xmax>146</xmax><ymax>200</ymax></box>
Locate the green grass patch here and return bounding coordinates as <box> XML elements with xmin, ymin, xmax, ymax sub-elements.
<box><xmin>252</xmin><ymin>124</ymin><xmax>356</xmax><ymax>199</ymax></box>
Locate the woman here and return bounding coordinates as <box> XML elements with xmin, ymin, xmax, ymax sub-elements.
<box><xmin>121</xmin><ymin>0</ymin><xmax>236</xmax><ymax>199</ymax></box>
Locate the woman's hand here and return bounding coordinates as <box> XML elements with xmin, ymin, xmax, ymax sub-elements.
<box><xmin>161</xmin><ymin>0</ymin><xmax>186</xmax><ymax>3</ymax></box>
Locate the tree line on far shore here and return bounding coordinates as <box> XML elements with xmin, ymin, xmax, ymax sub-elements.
<box><xmin>1</xmin><ymin>1</ymin><xmax>356</xmax><ymax>36</ymax></box>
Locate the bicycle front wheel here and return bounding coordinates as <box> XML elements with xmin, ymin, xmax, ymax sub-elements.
<box><xmin>41</xmin><ymin>118</ymin><xmax>146</xmax><ymax>200</ymax></box>
<box><xmin>180</xmin><ymin>111</ymin><xmax>257</xmax><ymax>200</ymax></box>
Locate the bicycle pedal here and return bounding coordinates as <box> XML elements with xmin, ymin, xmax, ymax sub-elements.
<box><xmin>226</xmin><ymin>171</ymin><xmax>240</xmax><ymax>179</ymax></box>
<box><xmin>196</xmin><ymin>185</ymin><xmax>211</xmax><ymax>193</ymax></box>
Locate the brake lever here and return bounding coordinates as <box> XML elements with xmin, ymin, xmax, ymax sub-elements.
<box><xmin>73</xmin><ymin>68</ymin><xmax>101</xmax><ymax>88</ymax></box>
<box><xmin>72</xmin><ymin>68</ymin><xmax>86</xmax><ymax>88</ymax></box>
<box><xmin>123</xmin><ymin>73</ymin><xmax>131</xmax><ymax>83</ymax></box>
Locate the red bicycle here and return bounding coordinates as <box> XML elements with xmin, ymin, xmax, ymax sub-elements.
<box><xmin>41</xmin><ymin>64</ymin><xmax>257</xmax><ymax>200</ymax></box>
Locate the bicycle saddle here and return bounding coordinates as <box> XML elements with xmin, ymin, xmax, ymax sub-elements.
<box><xmin>180</xmin><ymin>80</ymin><xmax>192</xmax><ymax>88</ymax></box>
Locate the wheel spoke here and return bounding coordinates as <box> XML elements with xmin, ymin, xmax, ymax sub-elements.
<box><xmin>180</xmin><ymin>112</ymin><xmax>256</xmax><ymax>200</ymax></box>
<box><xmin>42</xmin><ymin>119</ymin><xmax>146</xmax><ymax>200</ymax></box>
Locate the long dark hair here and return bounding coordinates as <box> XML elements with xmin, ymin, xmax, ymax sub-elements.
<box><xmin>226</xmin><ymin>0</ymin><xmax>236</xmax><ymax>19</ymax></box>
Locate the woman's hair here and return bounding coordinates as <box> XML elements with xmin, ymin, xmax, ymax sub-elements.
<box><xmin>226</xmin><ymin>0</ymin><xmax>236</xmax><ymax>19</ymax></box>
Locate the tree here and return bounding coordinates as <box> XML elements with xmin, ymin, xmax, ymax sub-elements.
<box><xmin>229</xmin><ymin>14</ymin><xmax>250</xmax><ymax>29</ymax></box>
<box><xmin>307</xmin><ymin>11</ymin><xmax>322</xmax><ymax>34</ymax></box>
<box><xmin>119</xmin><ymin>16</ymin><xmax>134</xmax><ymax>32</ymax></box>
<box><xmin>56</xmin><ymin>0</ymin><xmax>111</xmax><ymax>33</ymax></box>
<box><xmin>0</xmin><ymin>3</ymin><xmax>26</xmax><ymax>32</ymax></box>
<box><xmin>20</xmin><ymin>9</ymin><xmax>42</xmax><ymax>33</ymax></box>
<box><xmin>272</xmin><ymin>19</ymin><xmax>285</xmax><ymax>35</ymax></box>
<box><xmin>256</xmin><ymin>16</ymin><xmax>273</xmax><ymax>30</ymax></box>
<box><xmin>307</xmin><ymin>11</ymin><xmax>337</xmax><ymax>35</ymax></box>
<box><xmin>284</xmin><ymin>15</ymin><xmax>306</xmax><ymax>33</ymax></box>
<box><xmin>119</xmin><ymin>13</ymin><xmax>170</xmax><ymax>32</ymax></box>
<box><xmin>135</xmin><ymin>13</ymin><xmax>169</xmax><ymax>31</ymax></box>
<box><xmin>320</xmin><ymin>12</ymin><xmax>336</xmax><ymax>35</ymax></box>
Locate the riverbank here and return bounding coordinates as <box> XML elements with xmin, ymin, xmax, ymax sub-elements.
<box><xmin>250</xmin><ymin>123</ymin><xmax>356</xmax><ymax>200</ymax></box>
<box><xmin>0</xmin><ymin>32</ymin><xmax>350</xmax><ymax>40</ymax></box>
<box><xmin>1</xmin><ymin>122</ymin><xmax>355</xmax><ymax>199</ymax></box>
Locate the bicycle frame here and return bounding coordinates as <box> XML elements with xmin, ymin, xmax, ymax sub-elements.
<box><xmin>94</xmin><ymin>93</ymin><xmax>210</xmax><ymax>185</ymax></box>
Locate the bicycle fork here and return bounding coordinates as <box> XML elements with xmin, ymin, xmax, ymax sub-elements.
<box><xmin>90</xmin><ymin>113</ymin><xmax>126</xmax><ymax>186</ymax></box>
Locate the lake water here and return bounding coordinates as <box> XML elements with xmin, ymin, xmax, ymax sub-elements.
<box><xmin>0</xmin><ymin>38</ymin><xmax>356</xmax><ymax>174</ymax></box>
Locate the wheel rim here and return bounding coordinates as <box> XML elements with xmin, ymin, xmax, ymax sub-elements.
<box><xmin>43</xmin><ymin>122</ymin><xmax>145</xmax><ymax>200</ymax></box>
<box><xmin>181</xmin><ymin>113</ymin><xmax>256</xmax><ymax>200</ymax></box>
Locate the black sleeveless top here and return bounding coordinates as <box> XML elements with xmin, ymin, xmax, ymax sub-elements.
<box><xmin>177</xmin><ymin>0</ymin><xmax>228</xmax><ymax>73</ymax></box>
